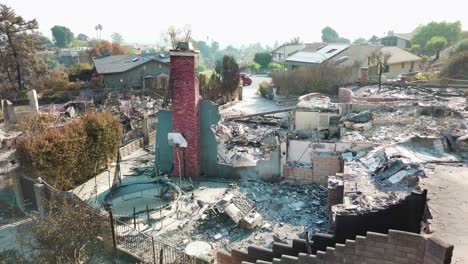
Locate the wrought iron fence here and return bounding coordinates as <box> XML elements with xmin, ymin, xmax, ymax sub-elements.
<box><xmin>113</xmin><ymin>218</ymin><xmax>208</xmax><ymax>264</ymax></box>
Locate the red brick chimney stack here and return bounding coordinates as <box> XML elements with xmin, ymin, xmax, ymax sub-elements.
<box><xmin>170</xmin><ymin>42</ymin><xmax>201</xmax><ymax>177</ymax></box>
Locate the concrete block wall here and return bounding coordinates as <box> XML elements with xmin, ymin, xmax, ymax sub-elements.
<box><xmin>283</xmin><ymin>167</ymin><xmax>326</xmax><ymax>185</ymax></box>
<box><xmin>148</xmin><ymin>130</ymin><xmax>156</xmax><ymax>146</ymax></box>
<box><xmin>312</xmin><ymin>155</ymin><xmax>343</xmax><ymax>180</ymax></box>
<box><xmin>327</xmin><ymin>176</ymin><xmax>344</xmax><ymax>216</ymax></box>
<box><xmin>119</xmin><ymin>138</ymin><xmax>144</xmax><ymax>158</ymax></box>
<box><xmin>217</xmin><ymin>230</ymin><xmax>454</xmax><ymax>264</ymax></box>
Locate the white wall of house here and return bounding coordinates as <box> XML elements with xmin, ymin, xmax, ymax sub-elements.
<box><xmin>286</xmin><ymin>140</ymin><xmax>376</xmax><ymax>164</ymax></box>
<box><xmin>294</xmin><ymin>110</ymin><xmax>340</xmax><ymax>130</ymax></box>
<box><xmin>396</xmin><ymin>38</ymin><xmax>409</xmax><ymax>49</ymax></box>
<box><xmin>377</xmin><ymin>36</ymin><xmax>410</xmax><ymax>49</ymax></box>
<box><xmin>295</xmin><ymin>111</ymin><xmax>319</xmax><ymax>130</ymax></box>
<box><xmin>384</xmin><ymin>61</ymin><xmax>417</xmax><ymax>78</ymax></box>
<box><xmin>272</xmin><ymin>44</ymin><xmax>305</xmax><ymax>62</ymax></box>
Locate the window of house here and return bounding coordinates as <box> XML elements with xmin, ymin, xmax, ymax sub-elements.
<box><xmin>401</xmin><ymin>63</ymin><xmax>405</xmax><ymax>69</ymax></box>
<box><xmin>383</xmin><ymin>65</ymin><xmax>390</xmax><ymax>73</ymax></box>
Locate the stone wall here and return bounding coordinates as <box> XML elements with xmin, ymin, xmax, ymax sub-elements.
<box><xmin>216</xmin><ymin>230</ymin><xmax>453</xmax><ymax>264</ymax></box>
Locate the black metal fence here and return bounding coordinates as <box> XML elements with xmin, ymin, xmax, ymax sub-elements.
<box><xmin>19</xmin><ymin>176</ymin><xmax>38</xmax><ymax>211</ymax></box>
<box><xmin>37</xmin><ymin>178</ymin><xmax>207</xmax><ymax>264</ymax></box>
<box><xmin>113</xmin><ymin>218</ymin><xmax>208</xmax><ymax>264</ymax></box>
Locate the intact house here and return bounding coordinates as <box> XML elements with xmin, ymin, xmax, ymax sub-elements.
<box><xmin>93</xmin><ymin>53</ymin><xmax>170</xmax><ymax>90</ymax></box>
<box><xmin>376</xmin><ymin>33</ymin><xmax>413</xmax><ymax>49</ymax></box>
<box><xmin>271</xmin><ymin>43</ymin><xmax>325</xmax><ymax>63</ymax></box>
<box><xmin>283</xmin><ymin>43</ymin><xmax>422</xmax><ymax>80</ymax></box>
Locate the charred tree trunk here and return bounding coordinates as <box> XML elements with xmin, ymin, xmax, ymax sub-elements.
<box><xmin>0</xmin><ymin>47</ymin><xmax>20</xmax><ymax>95</ymax></box>
<box><xmin>432</xmin><ymin>50</ymin><xmax>440</xmax><ymax>64</ymax></box>
<box><xmin>6</xmin><ymin>32</ymin><xmax>23</xmax><ymax>92</ymax></box>
<box><xmin>378</xmin><ymin>65</ymin><xmax>383</xmax><ymax>91</ymax></box>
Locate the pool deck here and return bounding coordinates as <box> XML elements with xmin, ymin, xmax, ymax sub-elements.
<box><xmin>72</xmin><ymin>148</ymin><xmax>153</xmax><ymax>207</ymax></box>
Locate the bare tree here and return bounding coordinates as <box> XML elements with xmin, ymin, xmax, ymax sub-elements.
<box><xmin>10</xmin><ymin>198</ymin><xmax>106</xmax><ymax>263</ymax></box>
<box><xmin>369</xmin><ymin>51</ymin><xmax>391</xmax><ymax>90</ymax></box>
<box><xmin>159</xmin><ymin>25</ymin><xmax>192</xmax><ymax>50</ymax></box>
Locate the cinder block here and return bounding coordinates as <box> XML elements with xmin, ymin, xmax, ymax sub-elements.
<box><xmin>217</xmin><ymin>251</ymin><xmax>234</xmax><ymax>264</ymax></box>
<box><xmin>273</xmin><ymin>242</ymin><xmax>298</xmax><ymax>258</ymax></box>
<box><xmin>280</xmin><ymin>255</ymin><xmax>299</xmax><ymax>264</ymax></box>
<box><xmin>424</xmin><ymin>236</ymin><xmax>454</xmax><ymax>264</ymax></box>
<box><xmin>248</xmin><ymin>246</ymin><xmax>274</xmax><ymax>262</ymax></box>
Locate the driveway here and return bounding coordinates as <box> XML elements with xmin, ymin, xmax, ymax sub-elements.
<box><xmin>221</xmin><ymin>76</ymin><xmax>290</xmax><ymax>116</ymax></box>
<box><xmin>420</xmin><ymin>164</ymin><xmax>468</xmax><ymax>264</ymax></box>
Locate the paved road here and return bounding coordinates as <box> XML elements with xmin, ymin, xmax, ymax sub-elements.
<box><xmin>221</xmin><ymin>76</ymin><xmax>290</xmax><ymax>116</ymax></box>
<box><xmin>420</xmin><ymin>164</ymin><xmax>468</xmax><ymax>264</ymax></box>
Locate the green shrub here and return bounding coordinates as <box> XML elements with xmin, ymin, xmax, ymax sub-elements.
<box><xmin>68</xmin><ymin>63</ymin><xmax>93</xmax><ymax>76</ymax></box>
<box><xmin>196</xmin><ymin>64</ymin><xmax>206</xmax><ymax>73</ymax></box>
<box><xmin>16</xmin><ymin>112</ymin><xmax>123</xmax><ymax>190</ymax></box>
<box><xmin>268</xmin><ymin>62</ymin><xmax>284</xmax><ymax>71</ymax></box>
<box><xmin>247</xmin><ymin>62</ymin><xmax>261</xmax><ymax>74</ymax></box>
<box><xmin>441</xmin><ymin>51</ymin><xmax>468</xmax><ymax>79</ymax></box>
<box><xmin>258</xmin><ymin>81</ymin><xmax>269</xmax><ymax>98</ymax></box>
<box><xmin>415</xmin><ymin>72</ymin><xmax>439</xmax><ymax>80</ymax></box>
<box><xmin>452</xmin><ymin>39</ymin><xmax>468</xmax><ymax>55</ymax></box>
<box><xmin>32</xmin><ymin>69</ymin><xmax>80</xmax><ymax>93</ymax></box>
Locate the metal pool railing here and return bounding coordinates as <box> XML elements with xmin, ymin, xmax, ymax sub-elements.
<box><xmin>113</xmin><ymin>218</ymin><xmax>208</xmax><ymax>264</ymax></box>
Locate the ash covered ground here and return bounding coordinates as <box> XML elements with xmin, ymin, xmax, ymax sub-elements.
<box><xmin>117</xmin><ymin>164</ymin><xmax>328</xmax><ymax>259</ymax></box>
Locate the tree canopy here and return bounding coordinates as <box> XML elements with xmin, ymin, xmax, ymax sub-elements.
<box><xmin>322</xmin><ymin>26</ymin><xmax>339</xmax><ymax>42</ymax></box>
<box><xmin>254</xmin><ymin>52</ymin><xmax>272</xmax><ymax>69</ymax></box>
<box><xmin>412</xmin><ymin>21</ymin><xmax>462</xmax><ymax>53</ymax></box>
<box><xmin>353</xmin><ymin>38</ymin><xmax>368</xmax><ymax>45</ymax></box>
<box><xmin>35</xmin><ymin>33</ymin><xmax>52</xmax><ymax>46</ymax></box>
<box><xmin>51</xmin><ymin>25</ymin><xmax>74</xmax><ymax>48</ymax></box>
<box><xmin>86</xmin><ymin>40</ymin><xmax>129</xmax><ymax>59</ymax></box>
<box><xmin>247</xmin><ymin>62</ymin><xmax>261</xmax><ymax>74</ymax></box>
<box><xmin>0</xmin><ymin>4</ymin><xmax>45</xmax><ymax>95</ymax></box>
<box><xmin>76</xmin><ymin>33</ymin><xmax>90</xmax><ymax>41</ymax></box>
<box><xmin>321</xmin><ymin>26</ymin><xmax>350</xmax><ymax>43</ymax></box>
<box><xmin>289</xmin><ymin>37</ymin><xmax>302</xmax><ymax>44</ymax></box>
<box><xmin>110</xmin><ymin>32</ymin><xmax>124</xmax><ymax>44</ymax></box>
<box><xmin>215</xmin><ymin>55</ymin><xmax>240</xmax><ymax>94</ymax></box>
<box><xmin>426</xmin><ymin>36</ymin><xmax>447</xmax><ymax>62</ymax></box>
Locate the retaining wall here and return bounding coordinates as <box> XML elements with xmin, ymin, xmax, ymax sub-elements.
<box><xmin>216</xmin><ymin>230</ymin><xmax>453</xmax><ymax>264</ymax></box>
<box><xmin>119</xmin><ymin>130</ymin><xmax>156</xmax><ymax>158</ymax></box>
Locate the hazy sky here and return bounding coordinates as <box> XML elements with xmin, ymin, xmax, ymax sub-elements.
<box><xmin>4</xmin><ymin>0</ymin><xmax>468</xmax><ymax>47</ymax></box>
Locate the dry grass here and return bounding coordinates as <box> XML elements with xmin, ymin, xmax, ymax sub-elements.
<box><xmin>272</xmin><ymin>64</ymin><xmax>359</xmax><ymax>96</ymax></box>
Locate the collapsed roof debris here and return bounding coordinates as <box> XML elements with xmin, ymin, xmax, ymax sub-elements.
<box><xmin>340</xmin><ymin>104</ymin><xmax>467</xmax><ymax>144</ymax></box>
<box><xmin>215</xmin><ymin>119</ymin><xmax>285</xmax><ymax>167</ymax></box>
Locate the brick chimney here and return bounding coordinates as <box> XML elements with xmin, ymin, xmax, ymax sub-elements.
<box><xmin>170</xmin><ymin>42</ymin><xmax>201</xmax><ymax>177</ymax></box>
<box><xmin>360</xmin><ymin>67</ymin><xmax>369</xmax><ymax>85</ymax></box>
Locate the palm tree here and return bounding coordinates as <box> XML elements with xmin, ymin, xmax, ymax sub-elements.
<box><xmin>94</xmin><ymin>24</ymin><xmax>103</xmax><ymax>40</ymax></box>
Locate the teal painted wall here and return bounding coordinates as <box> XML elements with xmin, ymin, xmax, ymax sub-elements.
<box><xmin>103</xmin><ymin>60</ymin><xmax>169</xmax><ymax>89</ymax></box>
<box><xmin>155</xmin><ymin>100</ymin><xmax>238</xmax><ymax>178</ymax></box>
<box><xmin>155</xmin><ymin>110</ymin><xmax>173</xmax><ymax>174</ymax></box>
<box><xmin>200</xmin><ymin>100</ymin><xmax>221</xmax><ymax>177</ymax></box>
